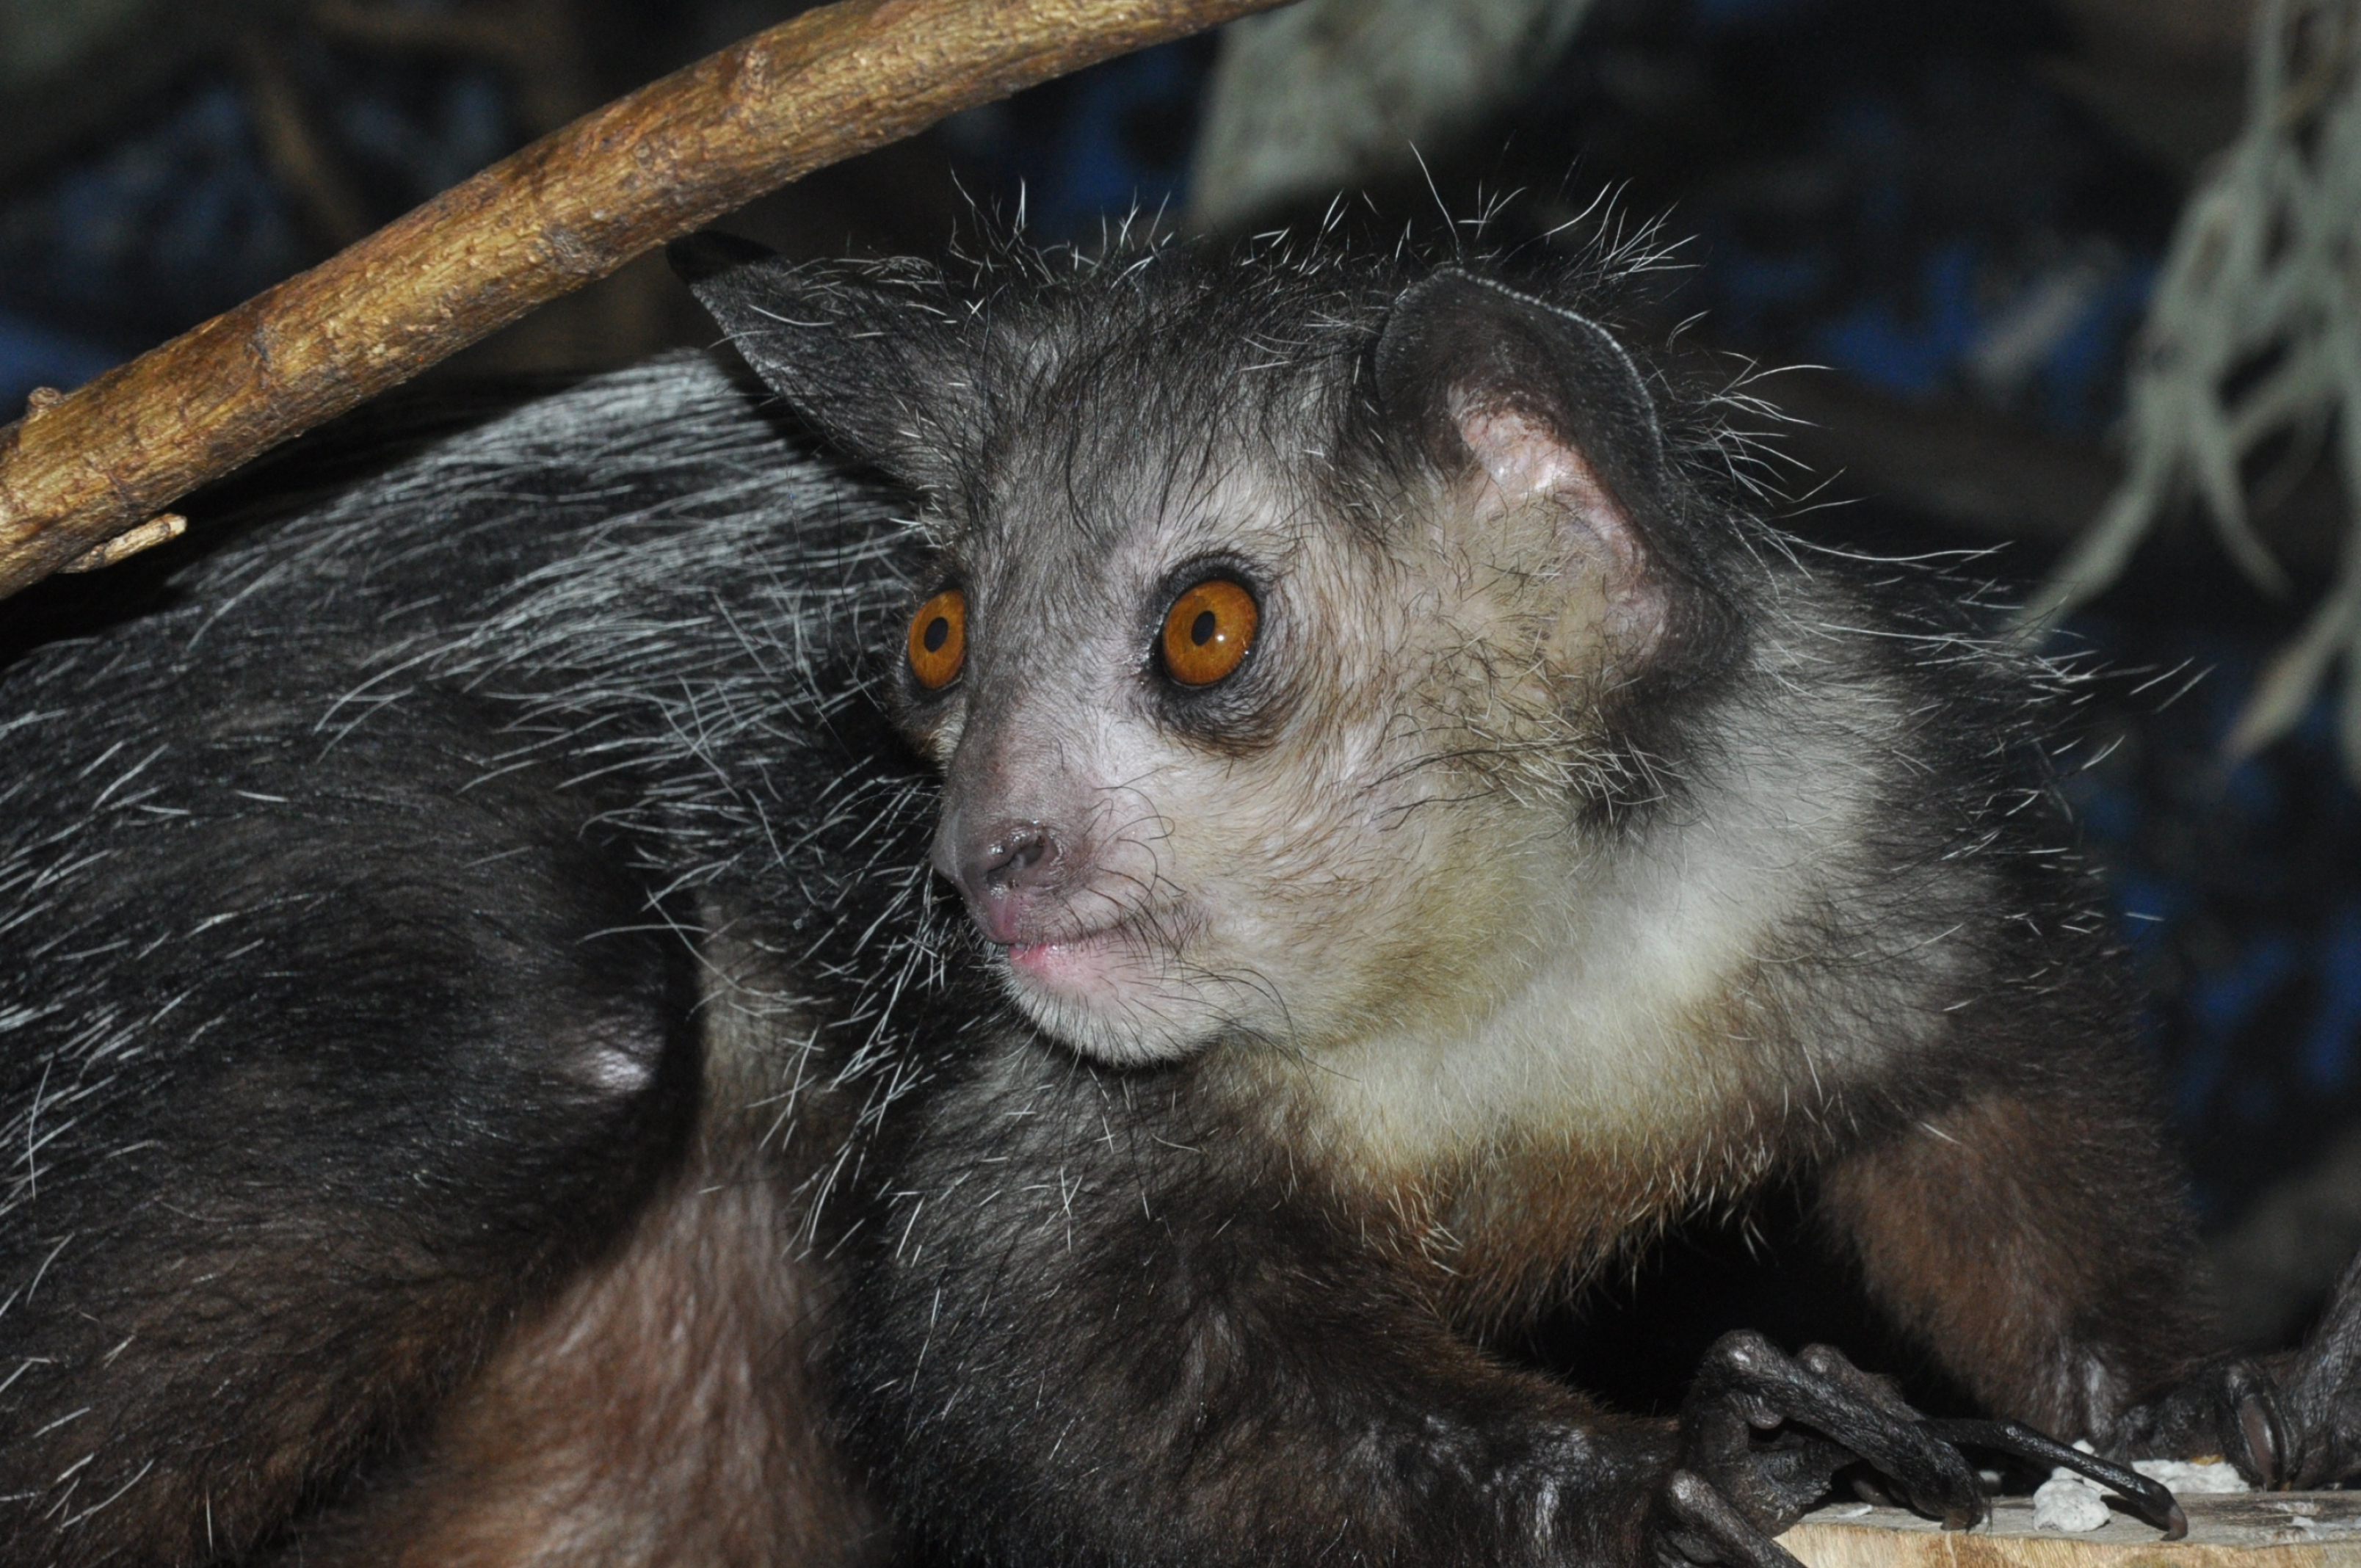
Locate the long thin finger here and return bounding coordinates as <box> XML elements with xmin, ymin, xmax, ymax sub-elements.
<box><xmin>1795</xmin><ymin>1343</ymin><xmax>1918</xmax><ymax>1423</ymax></box>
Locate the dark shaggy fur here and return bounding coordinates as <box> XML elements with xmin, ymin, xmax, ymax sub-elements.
<box><xmin>0</xmin><ymin>233</ymin><xmax>2345</xmax><ymax>1568</ymax></box>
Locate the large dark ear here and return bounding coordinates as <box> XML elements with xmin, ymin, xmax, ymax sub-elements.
<box><xmin>1375</xmin><ymin>269</ymin><xmax>1669</xmax><ymax>513</ymax></box>
<box><xmin>1374</xmin><ymin>269</ymin><xmax>1675</xmax><ymax>664</ymax></box>
<box><xmin>669</xmin><ymin>231</ymin><xmax>971</xmax><ymax>496</ymax></box>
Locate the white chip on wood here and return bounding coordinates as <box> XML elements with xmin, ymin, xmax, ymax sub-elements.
<box><xmin>2133</xmin><ymin>1456</ymin><xmax>2252</xmax><ymax>1494</ymax></box>
<box><xmin>2034</xmin><ymin>1472</ymin><xmax>2114</xmax><ymax>1532</ymax></box>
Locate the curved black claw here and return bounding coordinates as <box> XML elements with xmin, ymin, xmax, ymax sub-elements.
<box><xmin>1922</xmin><ymin>1418</ymin><xmax>2188</xmax><ymax>1541</ymax></box>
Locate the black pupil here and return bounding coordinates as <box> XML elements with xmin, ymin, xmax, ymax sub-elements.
<box><xmin>924</xmin><ymin>615</ymin><xmax>950</xmax><ymax>653</ymax></box>
<box><xmin>1190</xmin><ymin>609</ymin><xmax>1217</xmax><ymax>646</ymax></box>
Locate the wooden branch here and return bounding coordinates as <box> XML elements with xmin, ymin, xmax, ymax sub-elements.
<box><xmin>0</xmin><ymin>0</ymin><xmax>1288</xmax><ymax>602</ymax></box>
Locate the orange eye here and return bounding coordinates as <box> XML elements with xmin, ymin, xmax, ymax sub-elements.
<box><xmin>1160</xmin><ymin>578</ymin><xmax>1258</xmax><ymax>687</ymax></box>
<box><xmin>908</xmin><ymin>588</ymin><xmax>965</xmax><ymax>691</ymax></box>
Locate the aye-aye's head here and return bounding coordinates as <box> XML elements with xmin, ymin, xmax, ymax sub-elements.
<box><xmin>677</xmin><ymin>235</ymin><xmax>1744</xmax><ymax>1070</ymax></box>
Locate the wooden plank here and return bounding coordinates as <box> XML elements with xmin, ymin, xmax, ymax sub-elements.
<box><xmin>1784</xmin><ymin>1495</ymin><xmax>2361</xmax><ymax>1567</ymax></box>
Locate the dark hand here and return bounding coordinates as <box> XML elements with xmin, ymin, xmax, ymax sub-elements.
<box><xmin>1645</xmin><ymin>1332</ymin><xmax>1984</xmax><ymax>1568</ymax></box>
<box><xmin>2113</xmin><ymin>1354</ymin><xmax>2286</xmax><ymax>1485</ymax></box>
<box><xmin>2112</xmin><ymin>1250</ymin><xmax>2361</xmax><ymax>1488</ymax></box>
<box><xmin>2233</xmin><ymin>1247</ymin><xmax>2361</xmax><ymax>1486</ymax></box>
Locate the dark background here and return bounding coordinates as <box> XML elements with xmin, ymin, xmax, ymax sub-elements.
<box><xmin>2</xmin><ymin>0</ymin><xmax>2352</xmax><ymax>1372</ymax></box>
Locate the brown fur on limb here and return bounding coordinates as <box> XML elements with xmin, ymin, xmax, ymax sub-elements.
<box><xmin>0</xmin><ymin>0</ymin><xmax>1286</xmax><ymax>603</ymax></box>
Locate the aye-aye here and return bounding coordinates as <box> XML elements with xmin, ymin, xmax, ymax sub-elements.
<box><xmin>1</xmin><ymin>232</ymin><xmax>2356</xmax><ymax>1568</ymax></box>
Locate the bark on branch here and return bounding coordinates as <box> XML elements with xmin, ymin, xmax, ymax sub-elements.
<box><xmin>0</xmin><ymin>0</ymin><xmax>1287</xmax><ymax>601</ymax></box>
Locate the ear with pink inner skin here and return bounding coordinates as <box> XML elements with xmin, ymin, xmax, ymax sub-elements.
<box><xmin>1375</xmin><ymin>269</ymin><xmax>1675</xmax><ymax>668</ymax></box>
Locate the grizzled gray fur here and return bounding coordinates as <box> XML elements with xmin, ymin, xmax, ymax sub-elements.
<box><xmin>1</xmin><ymin>231</ymin><xmax>2354</xmax><ymax>1568</ymax></box>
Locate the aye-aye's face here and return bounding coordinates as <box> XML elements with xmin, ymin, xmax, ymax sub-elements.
<box><xmin>677</xmin><ymin>247</ymin><xmax>1671</xmax><ymax>1069</ymax></box>
<box><xmin>895</xmin><ymin>436</ymin><xmax>1594</xmax><ymax>1070</ymax></box>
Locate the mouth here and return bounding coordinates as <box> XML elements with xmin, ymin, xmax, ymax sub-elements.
<box><xmin>996</xmin><ymin>906</ymin><xmax>1192</xmax><ymax>995</ymax></box>
<box><xmin>986</xmin><ymin>904</ymin><xmax>1224</xmax><ymax>1066</ymax></box>
<box><xmin>1004</xmin><ymin>920</ymin><xmax>1139</xmax><ymax>984</ymax></box>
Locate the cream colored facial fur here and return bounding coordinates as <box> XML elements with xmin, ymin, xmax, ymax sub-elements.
<box><xmin>911</xmin><ymin>397</ymin><xmax>1971</xmax><ymax>1259</ymax></box>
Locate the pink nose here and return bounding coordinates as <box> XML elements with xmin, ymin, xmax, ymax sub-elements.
<box><xmin>940</xmin><ymin>820</ymin><xmax>1067</xmax><ymax>943</ymax></box>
